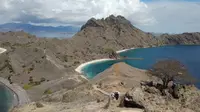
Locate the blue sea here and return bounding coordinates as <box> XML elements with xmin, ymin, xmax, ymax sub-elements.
<box><xmin>82</xmin><ymin>45</ymin><xmax>200</xmax><ymax>87</ymax></box>
<box><xmin>0</xmin><ymin>84</ymin><xmax>14</xmax><ymax>112</ymax></box>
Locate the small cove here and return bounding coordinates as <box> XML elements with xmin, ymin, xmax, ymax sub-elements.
<box><xmin>0</xmin><ymin>84</ymin><xmax>14</xmax><ymax>112</ymax></box>
<box><xmin>82</xmin><ymin>45</ymin><xmax>200</xmax><ymax>88</ymax></box>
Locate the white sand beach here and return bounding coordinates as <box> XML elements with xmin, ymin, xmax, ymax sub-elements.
<box><xmin>75</xmin><ymin>47</ymin><xmax>137</xmax><ymax>75</ymax></box>
<box><xmin>116</xmin><ymin>47</ymin><xmax>135</xmax><ymax>54</ymax></box>
<box><xmin>0</xmin><ymin>48</ymin><xmax>7</xmax><ymax>54</ymax></box>
<box><xmin>75</xmin><ymin>59</ymin><xmax>115</xmax><ymax>74</ymax></box>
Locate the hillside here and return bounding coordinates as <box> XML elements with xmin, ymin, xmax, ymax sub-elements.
<box><xmin>71</xmin><ymin>15</ymin><xmax>155</xmax><ymax>50</ymax></box>
<box><xmin>15</xmin><ymin>62</ymin><xmax>149</xmax><ymax>112</ymax></box>
<box><xmin>159</xmin><ymin>32</ymin><xmax>200</xmax><ymax>45</ymax></box>
<box><xmin>13</xmin><ymin>63</ymin><xmax>200</xmax><ymax>112</ymax></box>
<box><xmin>0</xmin><ymin>31</ymin><xmax>86</xmax><ymax>101</ymax></box>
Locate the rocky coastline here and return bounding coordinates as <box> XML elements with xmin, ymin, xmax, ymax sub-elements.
<box><xmin>0</xmin><ymin>48</ymin><xmax>30</xmax><ymax>111</ymax></box>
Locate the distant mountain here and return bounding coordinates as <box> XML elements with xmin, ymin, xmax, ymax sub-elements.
<box><xmin>150</xmin><ymin>32</ymin><xmax>165</xmax><ymax>37</ymax></box>
<box><xmin>0</xmin><ymin>23</ymin><xmax>80</xmax><ymax>38</ymax></box>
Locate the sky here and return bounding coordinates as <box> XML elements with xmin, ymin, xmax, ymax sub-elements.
<box><xmin>0</xmin><ymin>0</ymin><xmax>200</xmax><ymax>33</ymax></box>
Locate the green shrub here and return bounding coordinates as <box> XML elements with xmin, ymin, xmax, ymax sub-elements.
<box><xmin>35</xmin><ymin>102</ymin><xmax>44</xmax><ymax>108</ymax></box>
<box><xmin>2</xmin><ymin>42</ymin><xmax>11</xmax><ymax>47</ymax></box>
<box><xmin>44</xmin><ymin>89</ymin><xmax>52</xmax><ymax>95</ymax></box>
<box><xmin>34</xmin><ymin>81</ymin><xmax>41</xmax><ymax>85</ymax></box>
<box><xmin>40</xmin><ymin>77</ymin><xmax>46</xmax><ymax>82</ymax></box>
<box><xmin>63</xmin><ymin>55</ymin><xmax>68</xmax><ymax>62</ymax></box>
<box><xmin>23</xmin><ymin>84</ymin><xmax>33</xmax><ymax>90</ymax></box>
<box><xmin>74</xmin><ymin>61</ymin><xmax>80</xmax><ymax>64</ymax></box>
<box><xmin>33</xmin><ymin>48</ymin><xmax>38</xmax><ymax>52</ymax></box>
<box><xmin>103</xmin><ymin>48</ymin><xmax>115</xmax><ymax>54</ymax></box>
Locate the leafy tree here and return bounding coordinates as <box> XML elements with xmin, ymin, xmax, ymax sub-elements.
<box><xmin>148</xmin><ymin>60</ymin><xmax>195</xmax><ymax>89</ymax></box>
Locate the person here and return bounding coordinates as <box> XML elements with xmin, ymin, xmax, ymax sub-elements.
<box><xmin>110</xmin><ymin>91</ymin><xmax>120</xmax><ymax>100</ymax></box>
<box><xmin>114</xmin><ymin>91</ymin><xmax>120</xmax><ymax>100</ymax></box>
<box><xmin>110</xmin><ymin>92</ymin><xmax>115</xmax><ymax>100</ymax></box>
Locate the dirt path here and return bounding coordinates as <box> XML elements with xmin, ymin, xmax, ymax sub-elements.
<box><xmin>92</xmin><ymin>85</ymin><xmax>125</xmax><ymax>96</ymax></box>
<box><xmin>92</xmin><ymin>85</ymin><xmax>110</xmax><ymax>96</ymax></box>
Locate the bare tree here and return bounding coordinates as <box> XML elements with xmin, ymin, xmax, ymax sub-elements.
<box><xmin>148</xmin><ymin>60</ymin><xmax>195</xmax><ymax>89</ymax></box>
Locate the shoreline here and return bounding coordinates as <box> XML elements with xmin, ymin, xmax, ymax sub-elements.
<box><xmin>0</xmin><ymin>48</ymin><xmax>7</xmax><ymax>54</ymax></box>
<box><xmin>75</xmin><ymin>47</ymin><xmax>137</xmax><ymax>75</ymax></box>
<box><xmin>75</xmin><ymin>59</ymin><xmax>115</xmax><ymax>74</ymax></box>
<box><xmin>0</xmin><ymin>78</ymin><xmax>19</xmax><ymax>109</ymax></box>
<box><xmin>0</xmin><ymin>47</ymin><xmax>30</xmax><ymax>111</ymax></box>
<box><xmin>0</xmin><ymin>78</ymin><xmax>30</xmax><ymax>110</ymax></box>
<box><xmin>116</xmin><ymin>47</ymin><xmax>135</xmax><ymax>54</ymax></box>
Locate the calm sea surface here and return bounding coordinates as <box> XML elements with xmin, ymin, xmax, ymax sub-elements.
<box><xmin>82</xmin><ymin>45</ymin><xmax>200</xmax><ymax>87</ymax></box>
<box><xmin>0</xmin><ymin>84</ymin><xmax>14</xmax><ymax>112</ymax></box>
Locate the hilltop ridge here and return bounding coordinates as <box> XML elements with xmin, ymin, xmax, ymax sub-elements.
<box><xmin>72</xmin><ymin>15</ymin><xmax>155</xmax><ymax>54</ymax></box>
<box><xmin>81</xmin><ymin>15</ymin><xmax>132</xmax><ymax>30</ymax></box>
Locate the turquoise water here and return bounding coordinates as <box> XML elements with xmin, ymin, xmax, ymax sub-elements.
<box><xmin>0</xmin><ymin>84</ymin><xmax>14</xmax><ymax>112</ymax></box>
<box><xmin>82</xmin><ymin>45</ymin><xmax>200</xmax><ymax>87</ymax></box>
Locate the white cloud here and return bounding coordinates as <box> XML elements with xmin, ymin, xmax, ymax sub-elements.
<box><xmin>137</xmin><ymin>1</ymin><xmax>200</xmax><ymax>33</ymax></box>
<box><xmin>0</xmin><ymin>0</ymin><xmax>154</xmax><ymax>26</ymax></box>
<box><xmin>1</xmin><ymin>0</ymin><xmax>200</xmax><ymax>33</ymax></box>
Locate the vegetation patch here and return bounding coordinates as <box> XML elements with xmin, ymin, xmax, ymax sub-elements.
<box><xmin>23</xmin><ymin>84</ymin><xmax>34</xmax><ymax>90</ymax></box>
<box><xmin>35</xmin><ymin>102</ymin><xmax>44</xmax><ymax>108</ymax></box>
<box><xmin>44</xmin><ymin>89</ymin><xmax>52</xmax><ymax>95</ymax></box>
<box><xmin>23</xmin><ymin>77</ymin><xmax>47</xmax><ymax>90</ymax></box>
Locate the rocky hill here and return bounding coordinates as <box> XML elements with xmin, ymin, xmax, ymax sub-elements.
<box><xmin>71</xmin><ymin>15</ymin><xmax>155</xmax><ymax>51</ymax></box>
<box><xmin>159</xmin><ymin>32</ymin><xmax>200</xmax><ymax>45</ymax></box>
<box><xmin>0</xmin><ymin>31</ymin><xmax>86</xmax><ymax>101</ymax></box>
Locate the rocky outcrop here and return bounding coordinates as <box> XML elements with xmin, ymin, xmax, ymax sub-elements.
<box><xmin>121</xmin><ymin>84</ymin><xmax>200</xmax><ymax>112</ymax></box>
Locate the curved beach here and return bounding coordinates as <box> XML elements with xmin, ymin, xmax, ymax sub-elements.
<box><xmin>75</xmin><ymin>47</ymin><xmax>136</xmax><ymax>75</ymax></box>
<box><xmin>0</xmin><ymin>48</ymin><xmax>30</xmax><ymax>110</ymax></box>
<box><xmin>75</xmin><ymin>59</ymin><xmax>115</xmax><ymax>74</ymax></box>
<box><xmin>116</xmin><ymin>47</ymin><xmax>135</xmax><ymax>54</ymax></box>
<box><xmin>0</xmin><ymin>48</ymin><xmax>7</xmax><ymax>54</ymax></box>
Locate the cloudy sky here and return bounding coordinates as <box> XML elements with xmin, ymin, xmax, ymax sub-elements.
<box><xmin>0</xmin><ymin>0</ymin><xmax>200</xmax><ymax>33</ymax></box>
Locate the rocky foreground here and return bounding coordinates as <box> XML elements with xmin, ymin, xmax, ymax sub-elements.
<box><xmin>12</xmin><ymin>63</ymin><xmax>200</xmax><ymax>112</ymax></box>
